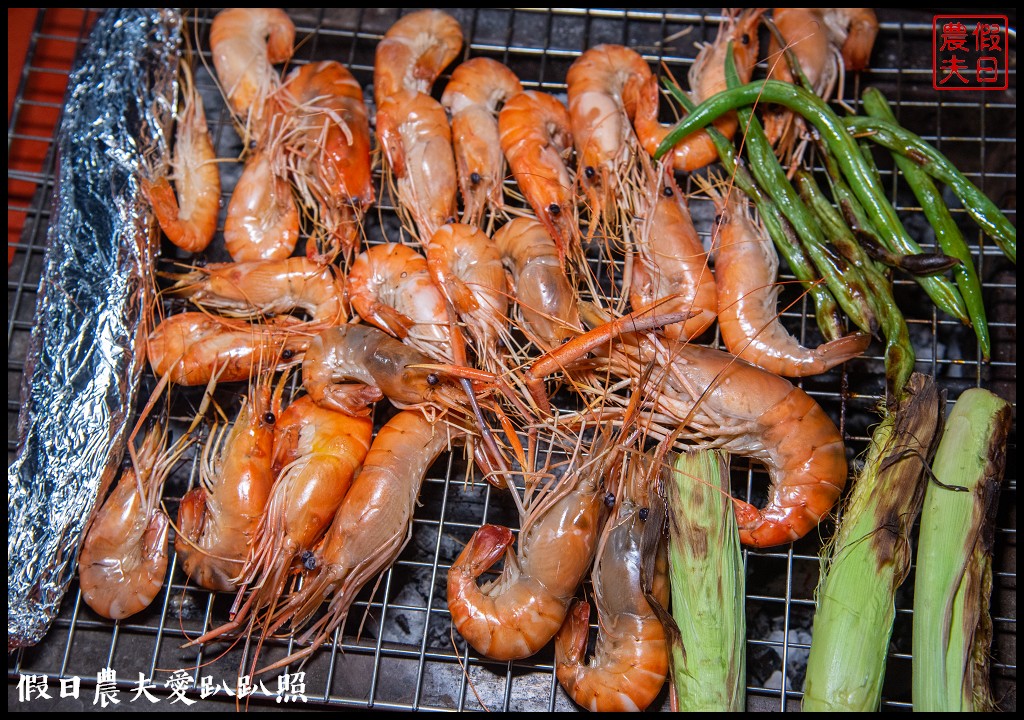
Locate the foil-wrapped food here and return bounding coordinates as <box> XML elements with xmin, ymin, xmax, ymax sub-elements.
<box><xmin>7</xmin><ymin>8</ymin><xmax>181</xmax><ymax>651</ymax></box>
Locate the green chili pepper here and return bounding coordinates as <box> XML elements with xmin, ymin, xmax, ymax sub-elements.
<box><xmin>797</xmin><ymin>170</ymin><xmax>915</xmax><ymax>402</ymax></box>
<box><xmin>653</xmin><ymin>80</ymin><xmax>971</xmax><ymax>323</ymax></box>
<box><xmin>843</xmin><ymin>114</ymin><xmax>1015</xmax><ymax>264</ymax></box>
<box><xmin>860</xmin><ymin>88</ymin><xmax>992</xmax><ymax>359</ymax></box>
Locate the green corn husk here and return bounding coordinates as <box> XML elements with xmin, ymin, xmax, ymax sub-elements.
<box><xmin>666</xmin><ymin>449</ymin><xmax>745</xmax><ymax>711</ymax></box>
<box><xmin>912</xmin><ymin>387</ymin><xmax>1012</xmax><ymax>712</ymax></box>
<box><xmin>803</xmin><ymin>373</ymin><xmax>943</xmax><ymax>711</ymax></box>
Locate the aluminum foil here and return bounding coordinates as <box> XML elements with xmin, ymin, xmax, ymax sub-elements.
<box><xmin>7</xmin><ymin>8</ymin><xmax>181</xmax><ymax>651</ymax></box>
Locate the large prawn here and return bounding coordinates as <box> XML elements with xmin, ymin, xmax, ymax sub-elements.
<box><xmin>209</xmin><ymin>7</ymin><xmax>295</xmax><ymax>139</ymax></box>
<box><xmin>704</xmin><ymin>179</ymin><xmax>869</xmax><ymax>377</ymax></box>
<box><xmin>441</xmin><ymin>58</ymin><xmax>523</xmax><ymax>229</ymax></box>
<box><xmin>347</xmin><ymin>243</ymin><xmax>453</xmax><ymax>364</ymax></box>
<box><xmin>522</xmin><ymin>317</ymin><xmax>849</xmax><ymax>548</ymax></box>
<box><xmin>555</xmin><ymin>450</ymin><xmax>670</xmax><ymax>712</ymax></box>
<box><xmin>223</xmin><ymin>150</ymin><xmax>300</xmax><ymax>262</ymax></box>
<box><xmin>147</xmin><ymin>312</ymin><xmax>308</xmax><ymax>387</ymax></box>
<box><xmin>425</xmin><ymin>223</ymin><xmax>511</xmax><ymax>374</ymax></box>
<box><xmin>188</xmin><ymin>396</ymin><xmax>373</xmax><ymax>646</ymax></box>
<box><xmin>493</xmin><ymin>217</ymin><xmax>582</xmax><ymax>352</ymax></box>
<box><xmin>175</xmin><ymin>373</ymin><xmax>285</xmax><ymax>591</ymax></box>
<box><xmin>634</xmin><ymin>8</ymin><xmax>763</xmax><ymax>173</ymax></box>
<box><xmin>169</xmin><ymin>256</ymin><xmax>348</xmax><ymax>327</ymax></box>
<box><xmin>141</xmin><ymin>62</ymin><xmax>220</xmax><ymax>254</ymax></box>
<box><xmin>269</xmin><ymin>60</ymin><xmax>374</xmax><ymax>263</ymax></box>
<box><xmin>566</xmin><ymin>44</ymin><xmax>652</xmax><ymax>232</ymax></box>
<box><xmin>376</xmin><ymin>89</ymin><xmax>459</xmax><ymax>245</ymax></box>
<box><xmin>78</xmin><ymin>422</ymin><xmax>194</xmax><ymax>620</ymax></box>
<box><xmin>373</xmin><ymin>8</ymin><xmax>463</xmax><ymax>105</ymax></box>
<box><xmin>498</xmin><ymin>90</ymin><xmax>580</xmax><ymax>269</ymax></box>
<box><xmin>447</xmin><ymin>425</ymin><xmax>616</xmax><ymax>661</ymax></box>
<box><xmin>630</xmin><ymin>163</ymin><xmax>717</xmax><ymax>341</ymax></box>
<box><xmin>253</xmin><ymin>410</ymin><xmax>465</xmax><ymax>673</ymax></box>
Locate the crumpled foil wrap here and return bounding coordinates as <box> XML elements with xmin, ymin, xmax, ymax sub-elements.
<box><xmin>7</xmin><ymin>8</ymin><xmax>181</xmax><ymax>651</ymax></box>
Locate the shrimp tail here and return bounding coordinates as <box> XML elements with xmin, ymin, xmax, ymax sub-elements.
<box><xmin>363</xmin><ymin>302</ymin><xmax>417</xmax><ymax>340</ymax></box>
<box><xmin>312</xmin><ymin>382</ymin><xmax>384</xmax><ymax>417</ymax></box>
<box><xmin>101</xmin><ymin>511</ymin><xmax>170</xmax><ymax>622</ymax></box>
<box><xmin>177</xmin><ymin>487</ymin><xmax>207</xmax><ymax>543</ymax></box>
<box><xmin>142</xmin><ymin>512</ymin><xmax>171</xmax><ymax>578</ymax></box>
<box><xmin>455</xmin><ymin>524</ymin><xmax>516</xmax><ymax>578</ymax></box>
<box><xmin>175</xmin><ymin>487</ymin><xmax>243</xmax><ymax>592</ymax></box>
<box><xmin>816</xmin><ymin>333</ymin><xmax>873</xmax><ymax>367</ymax></box>
<box><xmin>554</xmin><ymin>599</ymin><xmax>592</xmax><ymax>670</ymax></box>
<box><xmin>375</xmin><ymin>106</ymin><xmax>407</xmax><ymax>177</ymax></box>
<box><xmin>141</xmin><ymin>177</ymin><xmax>207</xmax><ymax>253</ymax></box>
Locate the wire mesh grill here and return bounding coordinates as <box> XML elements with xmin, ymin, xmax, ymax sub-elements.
<box><xmin>8</xmin><ymin>8</ymin><xmax>1016</xmax><ymax>712</ymax></box>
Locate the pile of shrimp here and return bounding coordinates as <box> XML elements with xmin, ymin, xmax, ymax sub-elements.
<box><xmin>80</xmin><ymin>6</ymin><xmax>890</xmax><ymax>712</ymax></box>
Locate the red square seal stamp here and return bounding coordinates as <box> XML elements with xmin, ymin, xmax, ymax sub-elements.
<box><xmin>933</xmin><ymin>15</ymin><xmax>1009</xmax><ymax>90</ymax></box>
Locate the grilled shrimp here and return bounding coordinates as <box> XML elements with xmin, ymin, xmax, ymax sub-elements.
<box><xmin>270</xmin><ymin>60</ymin><xmax>374</xmax><ymax>262</ymax></box>
<box><xmin>191</xmin><ymin>399</ymin><xmax>373</xmax><ymax>646</ymax></box>
<box><xmin>708</xmin><ymin>182</ymin><xmax>869</xmax><ymax>376</ymax></box>
<box><xmin>147</xmin><ymin>312</ymin><xmax>308</xmax><ymax>387</ymax></box>
<box><xmin>376</xmin><ymin>89</ymin><xmax>459</xmax><ymax>244</ymax></box>
<box><xmin>447</xmin><ymin>427</ymin><xmax>613</xmax><ymax>661</ymax></box>
<box><xmin>141</xmin><ymin>63</ymin><xmax>220</xmax><ymax>254</ymax></box>
<box><xmin>347</xmin><ymin>243</ymin><xmax>453</xmax><ymax>363</ymax></box>
<box><xmin>441</xmin><ymin>58</ymin><xmax>523</xmax><ymax>228</ymax></box>
<box><xmin>255</xmin><ymin>410</ymin><xmax>463</xmax><ymax>673</ymax></box>
<box><xmin>373</xmin><ymin>8</ymin><xmax>463</xmax><ymax>104</ymax></box>
<box><xmin>555</xmin><ymin>453</ymin><xmax>670</xmax><ymax>712</ymax></box>
<box><xmin>499</xmin><ymin>91</ymin><xmax>579</xmax><ymax>268</ymax></box>
<box><xmin>623</xmin><ymin>342</ymin><xmax>847</xmax><ymax>547</ymax></box>
<box><xmin>209</xmin><ymin>8</ymin><xmax>295</xmax><ymax>136</ymax></box>
<box><xmin>78</xmin><ymin>424</ymin><xmax>192</xmax><ymax>620</ymax></box>
<box><xmin>170</xmin><ymin>257</ymin><xmax>347</xmax><ymax>327</ymax></box>
<box><xmin>630</xmin><ymin>164</ymin><xmax>717</xmax><ymax>341</ymax></box>
<box><xmin>425</xmin><ymin>223</ymin><xmax>510</xmax><ymax>372</ymax></box>
<box><xmin>634</xmin><ymin>8</ymin><xmax>763</xmax><ymax>172</ymax></box>
<box><xmin>525</xmin><ymin>322</ymin><xmax>849</xmax><ymax>548</ymax></box>
<box><xmin>566</xmin><ymin>44</ymin><xmax>652</xmax><ymax>225</ymax></box>
<box><xmin>302</xmin><ymin>324</ymin><xmax>468</xmax><ymax>416</ymax></box>
<box><xmin>176</xmin><ymin>376</ymin><xmax>284</xmax><ymax>591</ymax></box>
<box><xmin>493</xmin><ymin>217</ymin><xmax>582</xmax><ymax>352</ymax></box>
<box><xmin>224</xmin><ymin>150</ymin><xmax>300</xmax><ymax>262</ymax></box>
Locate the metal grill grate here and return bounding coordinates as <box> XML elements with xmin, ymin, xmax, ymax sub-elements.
<box><xmin>8</xmin><ymin>8</ymin><xmax>1016</xmax><ymax>712</ymax></box>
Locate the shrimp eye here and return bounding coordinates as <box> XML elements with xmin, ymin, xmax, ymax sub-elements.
<box><xmin>584</xmin><ymin>165</ymin><xmax>596</xmax><ymax>179</ymax></box>
<box><xmin>194</xmin><ymin>257</ymin><xmax>207</xmax><ymax>267</ymax></box>
<box><xmin>426</xmin><ymin>373</ymin><xmax>440</xmax><ymax>386</ymax></box>
<box><xmin>282</xmin><ymin>348</ymin><xmax>295</xmax><ymax>360</ymax></box>
<box><xmin>663</xmin><ymin>185</ymin><xmax>674</xmax><ymax>197</ymax></box>
<box><xmin>262</xmin><ymin>412</ymin><xmax>276</xmax><ymax>425</ymax></box>
<box><xmin>301</xmin><ymin>550</ymin><xmax>317</xmax><ymax>570</ymax></box>
<box><xmin>638</xmin><ymin>507</ymin><xmax>650</xmax><ymax>521</ymax></box>
<box><xmin>470</xmin><ymin>172</ymin><xmax>482</xmax><ymax>185</ymax></box>
<box><xmin>740</xmin><ymin>33</ymin><xmax>750</xmax><ymax>45</ymax></box>
<box><xmin>446</xmin><ymin>216</ymin><xmax>456</xmax><ymax>224</ymax></box>
<box><xmin>604</xmin><ymin>492</ymin><xmax>616</xmax><ymax>508</ymax></box>
<box><xmin>548</xmin><ymin>203</ymin><xmax>561</xmax><ymax>216</ymax></box>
